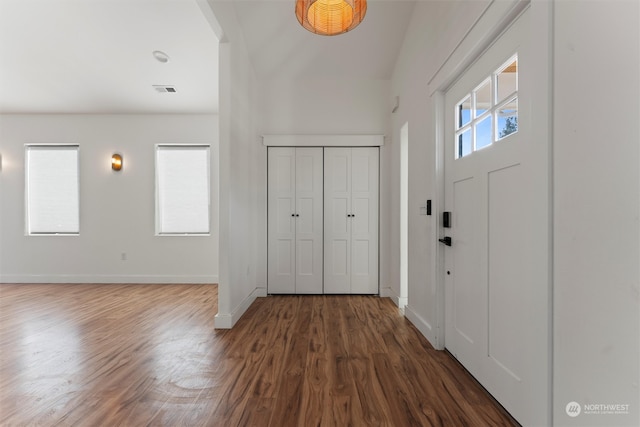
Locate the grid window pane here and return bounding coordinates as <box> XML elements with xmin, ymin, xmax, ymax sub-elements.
<box><xmin>457</xmin><ymin>129</ymin><xmax>472</xmax><ymax>158</ymax></box>
<box><xmin>475</xmin><ymin>115</ymin><xmax>493</xmax><ymax>150</ymax></box>
<box><xmin>474</xmin><ymin>79</ymin><xmax>492</xmax><ymax>117</ymax></box>
<box><xmin>457</xmin><ymin>96</ymin><xmax>471</xmax><ymax>129</ymax></box>
<box><xmin>497</xmin><ymin>97</ymin><xmax>519</xmax><ymax>140</ymax></box>
<box><xmin>26</xmin><ymin>145</ymin><xmax>79</xmax><ymax>234</ymax></box>
<box><xmin>454</xmin><ymin>53</ymin><xmax>519</xmax><ymax>159</ymax></box>
<box><xmin>496</xmin><ymin>58</ymin><xmax>517</xmax><ymax>103</ymax></box>
<box><xmin>156</xmin><ymin>145</ymin><xmax>210</xmax><ymax>234</ymax></box>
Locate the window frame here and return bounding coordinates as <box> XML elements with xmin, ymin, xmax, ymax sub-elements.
<box><xmin>155</xmin><ymin>144</ymin><xmax>211</xmax><ymax>236</ymax></box>
<box><xmin>25</xmin><ymin>144</ymin><xmax>80</xmax><ymax>236</ymax></box>
<box><xmin>454</xmin><ymin>53</ymin><xmax>518</xmax><ymax>159</ymax></box>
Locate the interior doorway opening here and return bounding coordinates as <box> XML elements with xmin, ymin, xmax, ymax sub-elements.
<box><xmin>400</xmin><ymin>122</ymin><xmax>409</xmax><ymax>307</ymax></box>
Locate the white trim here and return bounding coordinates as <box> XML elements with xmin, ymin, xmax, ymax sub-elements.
<box><xmin>379</xmin><ymin>286</ymin><xmax>392</xmax><ymax>298</ymax></box>
<box><xmin>262</xmin><ymin>135</ymin><xmax>384</xmax><ymax>147</ymax></box>
<box><xmin>0</xmin><ymin>274</ymin><xmax>219</xmax><ymax>284</ymax></box>
<box><xmin>380</xmin><ymin>286</ymin><xmax>407</xmax><ymax>311</ymax></box>
<box><xmin>195</xmin><ymin>0</ymin><xmax>225</xmax><ymax>41</ymax></box>
<box><xmin>428</xmin><ymin>0</ymin><xmax>531</xmax><ymax>359</ymax></box>
<box><xmin>433</xmin><ymin>90</ymin><xmax>446</xmax><ymax>350</ymax></box>
<box><xmin>155</xmin><ymin>144</ymin><xmax>211</xmax><ymax>236</ymax></box>
<box><xmin>213</xmin><ymin>313</ymin><xmax>233</xmax><ymax>329</ymax></box>
<box><xmin>428</xmin><ymin>3</ymin><xmax>553</xmax><ymax>424</ymax></box>
<box><xmin>427</xmin><ymin>0</ymin><xmax>529</xmax><ymax>96</ymax></box>
<box><xmin>214</xmin><ymin>286</ymin><xmax>267</xmax><ymax>329</ymax></box>
<box><xmin>405</xmin><ymin>305</ymin><xmax>441</xmax><ymax>349</ymax></box>
<box><xmin>25</xmin><ymin>144</ymin><xmax>80</xmax><ymax>236</ymax></box>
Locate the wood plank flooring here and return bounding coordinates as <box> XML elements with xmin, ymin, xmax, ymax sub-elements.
<box><xmin>0</xmin><ymin>284</ymin><xmax>517</xmax><ymax>426</ymax></box>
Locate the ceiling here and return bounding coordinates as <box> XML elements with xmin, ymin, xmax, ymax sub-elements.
<box><xmin>0</xmin><ymin>0</ymin><xmax>220</xmax><ymax>114</ymax></box>
<box><xmin>0</xmin><ymin>0</ymin><xmax>416</xmax><ymax>114</ymax></box>
<box><xmin>230</xmin><ymin>0</ymin><xmax>416</xmax><ymax>80</ymax></box>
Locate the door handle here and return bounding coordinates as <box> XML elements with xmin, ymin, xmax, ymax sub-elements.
<box><xmin>438</xmin><ymin>236</ymin><xmax>452</xmax><ymax>246</ymax></box>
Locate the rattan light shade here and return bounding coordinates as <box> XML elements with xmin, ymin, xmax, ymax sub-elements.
<box><xmin>295</xmin><ymin>0</ymin><xmax>367</xmax><ymax>36</ymax></box>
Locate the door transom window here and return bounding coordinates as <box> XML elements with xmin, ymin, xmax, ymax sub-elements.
<box><xmin>455</xmin><ymin>54</ymin><xmax>518</xmax><ymax>158</ymax></box>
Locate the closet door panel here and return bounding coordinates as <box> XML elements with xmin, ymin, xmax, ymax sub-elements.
<box><xmin>268</xmin><ymin>148</ymin><xmax>296</xmax><ymax>293</ymax></box>
<box><xmin>350</xmin><ymin>147</ymin><xmax>379</xmax><ymax>294</ymax></box>
<box><xmin>324</xmin><ymin>148</ymin><xmax>351</xmax><ymax>293</ymax></box>
<box><xmin>330</xmin><ymin>197</ymin><xmax>350</xmax><ymax>234</ymax></box>
<box><xmin>295</xmin><ymin>148</ymin><xmax>323</xmax><ymax>294</ymax></box>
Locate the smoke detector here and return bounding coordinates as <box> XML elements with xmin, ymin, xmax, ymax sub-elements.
<box><xmin>152</xmin><ymin>50</ymin><xmax>170</xmax><ymax>63</ymax></box>
<box><xmin>153</xmin><ymin>85</ymin><xmax>177</xmax><ymax>93</ymax></box>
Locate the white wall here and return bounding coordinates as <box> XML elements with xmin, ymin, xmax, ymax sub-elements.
<box><xmin>259</xmin><ymin>78</ymin><xmax>390</xmax><ymax>135</ymax></box>
<box><xmin>259</xmin><ymin>77</ymin><xmax>392</xmax><ymax>297</ymax></box>
<box><xmin>391</xmin><ymin>0</ymin><xmax>553</xmax><ymax>425</ymax></box>
<box><xmin>0</xmin><ymin>114</ymin><xmax>219</xmax><ymax>283</ymax></box>
<box><xmin>391</xmin><ymin>0</ymin><xmax>639</xmax><ymax>425</ymax></box>
<box><xmin>208</xmin><ymin>0</ymin><xmax>266</xmax><ymax>328</ymax></box>
<box><xmin>553</xmin><ymin>1</ymin><xmax>640</xmax><ymax>425</ymax></box>
<box><xmin>390</xmin><ymin>0</ymin><xmax>492</xmax><ymax>346</ymax></box>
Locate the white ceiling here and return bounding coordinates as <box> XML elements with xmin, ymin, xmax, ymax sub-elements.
<box><xmin>0</xmin><ymin>0</ymin><xmax>416</xmax><ymax>114</ymax></box>
<box><xmin>0</xmin><ymin>0</ymin><xmax>220</xmax><ymax>114</ymax></box>
<box><xmin>230</xmin><ymin>0</ymin><xmax>416</xmax><ymax>80</ymax></box>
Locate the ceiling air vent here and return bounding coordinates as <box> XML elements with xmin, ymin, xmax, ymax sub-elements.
<box><xmin>153</xmin><ymin>85</ymin><xmax>176</xmax><ymax>93</ymax></box>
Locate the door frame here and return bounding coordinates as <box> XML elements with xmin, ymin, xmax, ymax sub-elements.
<box><xmin>427</xmin><ymin>0</ymin><xmax>553</xmax><ymax>424</ymax></box>
<box><xmin>429</xmin><ymin>0</ymin><xmax>535</xmax><ymax>350</ymax></box>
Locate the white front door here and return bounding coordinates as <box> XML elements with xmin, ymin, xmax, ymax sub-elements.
<box><xmin>267</xmin><ymin>147</ymin><xmax>323</xmax><ymax>294</ymax></box>
<box><xmin>324</xmin><ymin>147</ymin><xmax>379</xmax><ymax>294</ymax></box>
<box><xmin>443</xmin><ymin>9</ymin><xmax>548</xmax><ymax>425</ymax></box>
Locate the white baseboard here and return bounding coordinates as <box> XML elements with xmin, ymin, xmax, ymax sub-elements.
<box><xmin>379</xmin><ymin>286</ymin><xmax>407</xmax><ymax>312</ymax></box>
<box><xmin>0</xmin><ymin>274</ymin><xmax>219</xmax><ymax>284</ymax></box>
<box><xmin>405</xmin><ymin>304</ymin><xmax>442</xmax><ymax>349</ymax></box>
<box><xmin>214</xmin><ymin>286</ymin><xmax>267</xmax><ymax>329</ymax></box>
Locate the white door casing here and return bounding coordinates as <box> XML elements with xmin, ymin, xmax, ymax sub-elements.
<box><xmin>267</xmin><ymin>147</ymin><xmax>323</xmax><ymax>294</ymax></box>
<box><xmin>443</xmin><ymin>8</ymin><xmax>548</xmax><ymax>426</ymax></box>
<box><xmin>324</xmin><ymin>147</ymin><xmax>379</xmax><ymax>294</ymax></box>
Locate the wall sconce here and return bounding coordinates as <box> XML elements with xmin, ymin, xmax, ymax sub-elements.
<box><xmin>111</xmin><ymin>153</ymin><xmax>123</xmax><ymax>171</ymax></box>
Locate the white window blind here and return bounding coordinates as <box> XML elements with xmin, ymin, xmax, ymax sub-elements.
<box><xmin>26</xmin><ymin>145</ymin><xmax>80</xmax><ymax>235</ymax></box>
<box><xmin>156</xmin><ymin>145</ymin><xmax>210</xmax><ymax>235</ymax></box>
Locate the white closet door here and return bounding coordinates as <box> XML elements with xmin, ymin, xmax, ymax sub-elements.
<box><xmin>294</xmin><ymin>148</ymin><xmax>324</xmax><ymax>294</ymax></box>
<box><xmin>324</xmin><ymin>147</ymin><xmax>378</xmax><ymax>294</ymax></box>
<box><xmin>324</xmin><ymin>148</ymin><xmax>352</xmax><ymax>293</ymax></box>
<box><xmin>350</xmin><ymin>148</ymin><xmax>379</xmax><ymax>293</ymax></box>
<box><xmin>268</xmin><ymin>148</ymin><xmax>296</xmax><ymax>293</ymax></box>
<box><xmin>268</xmin><ymin>147</ymin><xmax>323</xmax><ymax>294</ymax></box>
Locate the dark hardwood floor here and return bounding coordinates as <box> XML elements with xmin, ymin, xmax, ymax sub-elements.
<box><xmin>0</xmin><ymin>283</ymin><xmax>517</xmax><ymax>426</ymax></box>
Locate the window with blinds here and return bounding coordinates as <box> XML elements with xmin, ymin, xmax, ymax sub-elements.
<box><xmin>156</xmin><ymin>145</ymin><xmax>210</xmax><ymax>235</ymax></box>
<box><xmin>25</xmin><ymin>145</ymin><xmax>80</xmax><ymax>235</ymax></box>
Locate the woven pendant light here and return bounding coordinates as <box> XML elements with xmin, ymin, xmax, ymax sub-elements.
<box><xmin>295</xmin><ymin>0</ymin><xmax>367</xmax><ymax>36</ymax></box>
